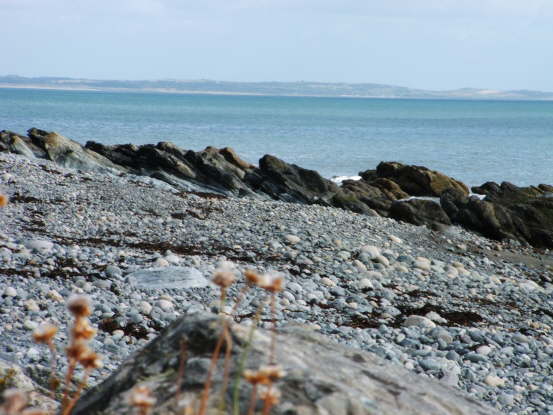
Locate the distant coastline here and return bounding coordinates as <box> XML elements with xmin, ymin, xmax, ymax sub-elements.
<box><xmin>2</xmin><ymin>75</ymin><xmax>553</xmax><ymax>100</ymax></box>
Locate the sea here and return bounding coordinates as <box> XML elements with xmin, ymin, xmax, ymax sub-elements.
<box><xmin>1</xmin><ymin>87</ymin><xmax>552</xmax><ymax>188</ymax></box>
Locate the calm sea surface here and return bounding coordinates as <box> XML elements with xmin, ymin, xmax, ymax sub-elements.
<box><xmin>1</xmin><ymin>88</ymin><xmax>552</xmax><ymax>187</ymax></box>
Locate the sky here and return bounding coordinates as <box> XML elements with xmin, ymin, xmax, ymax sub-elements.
<box><xmin>1</xmin><ymin>0</ymin><xmax>552</xmax><ymax>91</ymax></box>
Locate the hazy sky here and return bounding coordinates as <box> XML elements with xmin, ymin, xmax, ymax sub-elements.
<box><xmin>1</xmin><ymin>0</ymin><xmax>552</xmax><ymax>90</ymax></box>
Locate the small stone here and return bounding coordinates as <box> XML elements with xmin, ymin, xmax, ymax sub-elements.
<box><xmin>353</xmin><ymin>260</ymin><xmax>367</xmax><ymax>271</ymax></box>
<box><xmin>158</xmin><ymin>299</ymin><xmax>174</xmax><ymax>312</ymax></box>
<box><xmin>464</xmin><ymin>352</ymin><xmax>488</xmax><ymax>363</ymax></box>
<box><xmin>284</xmin><ymin>235</ymin><xmax>301</xmax><ymax>245</ymax></box>
<box><xmin>389</xmin><ymin>235</ymin><xmax>402</xmax><ymax>244</ymax></box>
<box><xmin>358</xmin><ymin>279</ymin><xmax>373</xmax><ymax>290</ymax></box>
<box><xmin>425</xmin><ymin>311</ymin><xmax>447</xmax><ymax>324</ymax></box>
<box><xmin>361</xmin><ymin>245</ymin><xmax>380</xmax><ymax>259</ymax></box>
<box><xmin>476</xmin><ymin>345</ymin><xmax>492</xmax><ymax>356</ymax></box>
<box><xmin>105</xmin><ymin>265</ymin><xmax>122</xmax><ymax>278</ymax></box>
<box><xmin>164</xmin><ymin>254</ymin><xmax>181</xmax><ymax>264</ymax></box>
<box><xmin>513</xmin><ymin>333</ymin><xmax>530</xmax><ymax>343</ymax></box>
<box><xmin>153</xmin><ymin>258</ymin><xmax>170</xmax><ymax>267</ymax></box>
<box><xmin>4</xmin><ymin>287</ymin><xmax>17</xmax><ymax>297</ymax></box>
<box><xmin>420</xmin><ymin>358</ymin><xmax>445</xmax><ymax>371</ymax></box>
<box><xmin>112</xmin><ymin>330</ymin><xmax>125</xmax><ymax>340</ymax></box>
<box><xmin>373</xmin><ymin>255</ymin><xmax>389</xmax><ymax>267</ymax></box>
<box><xmin>24</xmin><ymin>299</ymin><xmax>40</xmax><ymax>312</ymax></box>
<box><xmin>23</xmin><ymin>320</ymin><xmax>38</xmax><ymax>330</ymax></box>
<box><xmin>139</xmin><ymin>301</ymin><xmax>153</xmax><ymax>315</ymax></box>
<box><xmin>47</xmin><ymin>290</ymin><xmax>64</xmax><ymax>303</ymax></box>
<box><xmin>485</xmin><ymin>375</ymin><xmax>506</xmax><ymax>387</ymax></box>
<box><xmin>414</xmin><ymin>259</ymin><xmax>431</xmax><ymax>271</ymax></box>
<box><xmin>321</xmin><ymin>277</ymin><xmax>336</xmax><ymax>287</ymax></box>
<box><xmin>24</xmin><ymin>239</ymin><xmax>54</xmax><ymax>254</ymax></box>
<box><xmin>26</xmin><ymin>347</ymin><xmax>41</xmax><ymax>361</ymax></box>
<box><xmin>337</xmin><ymin>251</ymin><xmax>351</xmax><ymax>260</ymax></box>
<box><xmin>403</xmin><ymin>315</ymin><xmax>436</xmax><ymax>329</ymax></box>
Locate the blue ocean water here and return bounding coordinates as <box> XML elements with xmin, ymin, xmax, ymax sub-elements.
<box><xmin>1</xmin><ymin>87</ymin><xmax>552</xmax><ymax>187</ymax></box>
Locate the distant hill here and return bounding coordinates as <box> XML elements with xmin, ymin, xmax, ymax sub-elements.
<box><xmin>1</xmin><ymin>75</ymin><xmax>552</xmax><ymax>100</ymax></box>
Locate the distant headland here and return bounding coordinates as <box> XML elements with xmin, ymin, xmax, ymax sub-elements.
<box><xmin>1</xmin><ymin>75</ymin><xmax>553</xmax><ymax>100</ymax></box>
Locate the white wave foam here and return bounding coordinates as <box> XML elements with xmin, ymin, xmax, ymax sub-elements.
<box><xmin>330</xmin><ymin>175</ymin><xmax>361</xmax><ymax>185</ymax></box>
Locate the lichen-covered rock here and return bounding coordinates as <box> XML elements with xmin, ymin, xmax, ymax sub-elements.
<box><xmin>375</xmin><ymin>162</ymin><xmax>469</xmax><ymax>197</ymax></box>
<box><xmin>389</xmin><ymin>198</ymin><xmax>452</xmax><ymax>227</ymax></box>
<box><xmin>441</xmin><ymin>185</ymin><xmax>553</xmax><ymax>248</ymax></box>
<box><xmin>72</xmin><ymin>314</ymin><xmax>499</xmax><ymax>415</ymax></box>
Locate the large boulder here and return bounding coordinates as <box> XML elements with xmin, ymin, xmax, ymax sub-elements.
<box><xmin>375</xmin><ymin>162</ymin><xmax>469</xmax><ymax>197</ymax></box>
<box><xmin>389</xmin><ymin>199</ymin><xmax>452</xmax><ymax>227</ymax></box>
<box><xmin>0</xmin><ymin>130</ymin><xmax>46</xmax><ymax>158</ymax></box>
<box><xmin>341</xmin><ymin>178</ymin><xmax>409</xmax><ymax>215</ymax></box>
<box><xmin>246</xmin><ymin>155</ymin><xmax>341</xmax><ymax>205</ymax></box>
<box><xmin>25</xmin><ymin>128</ymin><xmax>123</xmax><ymax>173</ymax></box>
<box><xmin>441</xmin><ymin>185</ymin><xmax>553</xmax><ymax>248</ymax></box>
<box><xmin>72</xmin><ymin>314</ymin><xmax>499</xmax><ymax>415</ymax></box>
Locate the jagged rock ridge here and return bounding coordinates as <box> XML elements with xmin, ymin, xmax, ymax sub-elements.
<box><xmin>1</xmin><ymin>128</ymin><xmax>552</xmax><ymax>248</ymax></box>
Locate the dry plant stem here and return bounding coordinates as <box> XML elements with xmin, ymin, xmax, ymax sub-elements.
<box><xmin>61</xmin><ymin>358</ymin><xmax>77</xmax><ymax>410</ymax></box>
<box><xmin>232</xmin><ymin>298</ymin><xmax>266</xmax><ymax>415</ymax></box>
<box><xmin>261</xmin><ymin>383</ymin><xmax>274</xmax><ymax>415</ymax></box>
<box><xmin>63</xmin><ymin>368</ymin><xmax>91</xmax><ymax>415</ymax></box>
<box><xmin>175</xmin><ymin>339</ymin><xmax>188</xmax><ymax>408</ymax></box>
<box><xmin>197</xmin><ymin>319</ymin><xmax>228</xmax><ymax>415</ymax></box>
<box><xmin>246</xmin><ymin>384</ymin><xmax>258</xmax><ymax>415</ymax></box>
<box><xmin>46</xmin><ymin>340</ymin><xmax>58</xmax><ymax>399</ymax></box>
<box><xmin>270</xmin><ymin>293</ymin><xmax>277</xmax><ymax>364</ymax></box>
<box><xmin>218</xmin><ymin>325</ymin><xmax>234</xmax><ymax>411</ymax></box>
<box><xmin>220</xmin><ymin>287</ymin><xmax>227</xmax><ymax>313</ymax></box>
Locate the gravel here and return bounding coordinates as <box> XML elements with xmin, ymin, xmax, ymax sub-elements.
<box><xmin>1</xmin><ymin>152</ymin><xmax>553</xmax><ymax>414</ymax></box>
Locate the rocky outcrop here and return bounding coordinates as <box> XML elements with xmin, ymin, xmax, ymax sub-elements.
<box><xmin>374</xmin><ymin>162</ymin><xmax>469</xmax><ymax>197</ymax></box>
<box><xmin>340</xmin><ymin>177</ymin><xmax>408</xmax><ymax>215</ymax></box>
<box><xmin>72</xmin><ymin>314</ymin><xmax>499</xmax><ymax>415</ymax></box>
<box><xmin>25</xmin><ymin>128</ymin><xmax>124</xmax><ymax>173</ymax></box>
<box><xmin>389</xmin><ymin>199</ymin><xmax>452</xmax><ymax>227</ymax></box>
<box><xmin>441</xmin><ymin>184</ymin><xmax>553</xmax><ymax>248</ymax></box>
<box><xmin>3</xmin><ymin>128</ymin><xmax>552</xmax><ymax>247</ymax></box>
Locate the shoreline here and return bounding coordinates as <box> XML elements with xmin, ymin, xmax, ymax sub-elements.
<box><xmin>0</xmin><ymin>150</ymin><xmax>551</xmax><ymax>413</ymax></box>
<box><xmin>1</xmin><ymin>127</ymin><xmax>552</xmax><ymax>251</ymax></box>
<box><xmin>2</xmin><ymin>84</ymin><xmax>553</xmax><ymax>101</ymax></box>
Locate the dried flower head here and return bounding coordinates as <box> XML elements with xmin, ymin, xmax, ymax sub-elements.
<box><xmin>0</xmin><ymin>194</ymin><xmax>8</xmax><ymax>208</ymax></box>
<box><xmin>259</xmin><ymin>385</ymin><xmax>281</xmax><ymax>406</ymax></box>
<box><xmin>32</xmin><ymin>324</ymin><xmax>58</xmax><ymax>344</ymax></box>
<box><xmin>258</xmin><ymin>364</ymin><xmax>286</xmax><ymax>382</ymax></box>
<box><xmin>67</xmin><ymin>295</ymin><xmax>92</xmax><ymax>317</ymax></box>
<box><xmin>2</xmin><ymin>388</ymin><xmax>27</xmax><ymax>414</ymax></box>
<box><xmin>72</xmin><ymin>318</ymin><xmax>97</xmax><ymax>340</ymax></box>
<box><xmin>66</xmin><ymin>340</ymin><xmax>89</xmax><ymax>361</ymax></box>
<box><xmin>259</xmin><ymin>273</ymin><xmax>285</xmax><ymax>293</ymax></box>
<box><xmin>78</xmin><ymin>350</ymin><xmax>103</xmax><ymax>370</ymax></box>
<box><xmin>212</xmin><ymin>262</ymin><xmax>236</xmax><ymax>288</ymax></box>
<box><xmin>243</xmin><ymin>369</ymin><xmax>266</xmax><ymax>385</ymax></box>
<box><xmin>244</xmin><ymin>269</ymin><xmax>262</xmax><ymax>286</ymax></box>
<box><xmin>128</xmin><ymin>385</ymin><xmax>156</xmax><ymax>409</ymax></box>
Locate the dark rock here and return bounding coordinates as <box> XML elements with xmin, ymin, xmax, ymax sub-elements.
<box><xmin>24</xmin><ymin>128</ymin><xmax>123</xmax><ymax>172</ymax></box>
<box><xmin>340</xmin><ymin>178</ymin><xmax>408</xmax><ymax>215</ymax></box>
<box><xmin>389</xmin><ymin>199</ymin><xmax>452</xmax><ymax>227</ymax></box>
<box><xmin>248</xmin><ymin>154</ymin><xmax>341</xmax><ymax>205</ymax></box>
<box><xmin>73</xmin><ymin>314</ymin><xmax>500</xmax><ymax>415</ymax></box>
<box><xmin>375</xmin><ymin>162</ymin><xmax>469</xmax><ymax>197</ymax></box>
<box><xmin>441</xmin><ymin>185</ymin><xmax>553</xmax><ymax>248</ymax></box>
<box><xmin>0</xmin><ymin>130</ymin><xmax>46</xmax><ymax>158</ymax></box>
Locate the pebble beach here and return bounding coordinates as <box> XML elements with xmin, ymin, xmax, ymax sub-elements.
<box><xmin>1</xmin><ymin>151</ymin><xmax>553</xmax><ymax>414</ymax></box>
